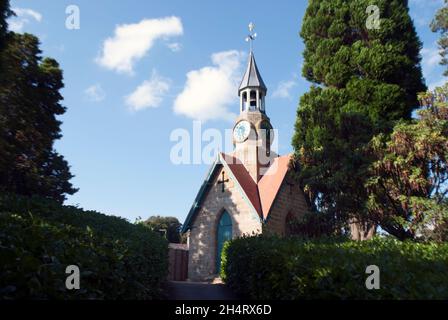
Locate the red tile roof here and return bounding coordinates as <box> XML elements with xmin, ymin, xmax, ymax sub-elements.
<box><xmin>182</xmin><ymin>153</ymin><xmax>294</xmax><ymax>232</ymax></box>
<box><xmin>221</xmin><ymin>153</ymin><xmax>292</xmax><ymax>220</ymax></box>
<box><xmin>222</xmin><ymin>154</ymin><xmax>262</xmax><ymax>217</ymax></box>
<box><xmin>258</xmin><ymin>155</ymin><xmax>292</xmax><ymax>220</ymax></box>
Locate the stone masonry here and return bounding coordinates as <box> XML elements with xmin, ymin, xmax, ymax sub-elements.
<box><xmin>187</xmin><ymin>166</ymin><xmax>262</xmax><ymax>281</ymax></box>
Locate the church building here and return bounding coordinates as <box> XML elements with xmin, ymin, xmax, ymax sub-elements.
<box><xmin>181</xmin><ymin>35</ymin><xmax>310</xmax><ymax>281</ymax></box>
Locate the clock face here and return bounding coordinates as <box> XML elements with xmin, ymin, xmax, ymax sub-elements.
<box><xmin>233</xmin><ymin>121</ymin><xmax>251</xmax><ymax>143</ymax></box>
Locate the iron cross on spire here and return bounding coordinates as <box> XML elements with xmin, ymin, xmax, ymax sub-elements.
<box><xmin>245</xmin><ymin>22</ymin><xmax>257</xmax><ymax>52</ymax></box>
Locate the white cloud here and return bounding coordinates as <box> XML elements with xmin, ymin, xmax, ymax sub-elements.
<box><xmin>9</xmin><ymin>8</ymin><xmax>42</xmax><ymax>32</ymax></box>
<box><xmin>125</xmin><ymin>72</ymin><xmax>171</xmax><ymax>111</ymax></box>
<box><xmin>96</xmin><ymin>16</ymin><xmax>183</xmax><ymax>74</ymax></box>
<box><xmin>272</xmin><ymin>80</ymin><xmax>297</xmax><ymax>99</ymax></box>
<box><xmin>173</xmin><ymin>50</ymin><xmax>244</xmax><ymax>122</ymax></box>
<box><xmin>85</xmin><ymin>84</ymin><xmax>106</xmax><ymax>102</ymax></box>
<box><xmin>167</xmin><ymin>42</ymin><xmax>182</xmax><ymax>52</ymax></box>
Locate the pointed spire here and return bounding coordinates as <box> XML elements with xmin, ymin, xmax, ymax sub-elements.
<box><xmin>238</xmin><ymin>52</ymin><xmax>267</xmax><ymax>96</ymax></box>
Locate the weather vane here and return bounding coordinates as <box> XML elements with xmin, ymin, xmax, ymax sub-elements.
<box><xmin>245</xmin><ymin>22</ymin><xmax>257</xmax><ymax>52</ymax></box>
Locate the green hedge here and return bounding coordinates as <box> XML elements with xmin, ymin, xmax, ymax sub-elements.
<box><xmin>0</xmin><ymin>193</ymin><xmax>168</xmax><ymax>299</ymax></box>
<box><xmin>221</xmin><ymin>236</ymin><xmax>448</xmax><ymax>299</ymax></box>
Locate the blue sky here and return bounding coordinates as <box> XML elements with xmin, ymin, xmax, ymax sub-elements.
<box><xmin>8</xmin><ymin>0</ymin><xmax>447</xmax><ymax>223</ymax></box>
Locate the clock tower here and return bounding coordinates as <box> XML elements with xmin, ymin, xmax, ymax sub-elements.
<box><xmin>182</xmin><ymin>23</ymin><xmax>312</xmax><ymax>282</ymax></box>
<box><xmin>231</xmin><ymin>27</ymin><xmax>276</xmax><ymax>182</ymax></box>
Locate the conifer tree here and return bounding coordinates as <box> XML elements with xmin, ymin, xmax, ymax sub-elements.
<box><xmin>0</xmin><ymin>0</ymin><xmax>12</xmax><ymax>44</ymax></box>
<box><xmin>0</xmin><ymin>33</ymin><xmax>77</xmax><ymax>202</ymax></box>
<box><xmin>292</xmin><ymin>0</ymin><xmax>426</xmax><ymax>239</ymax></box>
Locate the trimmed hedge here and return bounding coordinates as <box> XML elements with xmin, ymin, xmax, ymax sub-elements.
<box><xmin>0</xmin><ymin>193</ymin><xmax>168</xmax><ymax>299</ymax></box>
<box><xmin>221</xmin><ymin>236</ymin><xmax>448</xmax><ymax>299</ymax></box>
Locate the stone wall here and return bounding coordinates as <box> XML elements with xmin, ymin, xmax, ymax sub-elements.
<box><xmin>262</xmin><ymin>173</ymin><xmax>309</xmax><ymax>235</ymax></box>
<box><xmin>187</xmin><ymin>166</ymin><xmax>262</xmax><ymax>281</ymax></box>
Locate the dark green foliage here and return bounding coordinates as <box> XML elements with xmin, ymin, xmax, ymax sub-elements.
<box><xmin>222</xmin><ymin>236</ymin><xmax>448</xmax><ymax>300</ymax></box>
<box><xmin>0</xmin><ymin>1</ymin><xmax>10</xmax><ymax>42</ymax></box>
<box><xmin>0</xmin><ymin>33</ymin><xmax>77</xmax><ymax>202</ymax></box>
<box><xmin>144</xmin><ymin>216</ymin><xmax>183</xmax><ymax>243</ymax></box>
<box><xmin>292</xmin><ymin>0</ymin><xmax>426</xmax><ymax>237</ymax></box>
<box><xmin>287</xmin><ymin>211</ymin><xmax>340</xmax><ymax>238</ymax></box>
<box><xmin>0</xmin><ymin>193</ymin><xmax>168</xmax><ymax>299</ymax></box>
<box><xmin>0</xmin><ymin>0</ymin><xmax>12</xmax><ymax>43</ymax></box>
<box><xmin>367</xmin><ymin>84</ymin><xmax>448</xmax><ymax>241</ymax></box>
<box><xmin>0</xmin><ymin>0</ymin><xmax>12</xmax><ymax>73</ymax></box>
<box><xmin>431</xmin><ymin>0</ymin><xmax>448</xmax><ymax>76</ymax></box>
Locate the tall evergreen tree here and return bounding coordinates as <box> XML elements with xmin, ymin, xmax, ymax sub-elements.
<box><xmin>0</xmin><ymin>0</ymin><xmax>12</xmax><ymax>44</ymax></box>
<box><xmin>431</xmin><ymin>0</ymin><xmax>448</xmax><ymax>76</ymax></box>
<box><xmin>0</xmin><ymin>0</ymin><xmax>12</xmax><ymax>72</ymax></box>
<box><xmin>0</xmin><ymin>33</ymin><xmax>77</xmax><ymax>202</ymax></box>
<box><xmin>292</xmin><ymin>0</ymin><xmax>426</xmax><ymax>239</ymax></box>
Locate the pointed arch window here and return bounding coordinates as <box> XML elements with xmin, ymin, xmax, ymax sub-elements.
<box><xmin>216</xmin><ymin>211</ymin><xmax>232</xmax><ymax>273</ymax></box>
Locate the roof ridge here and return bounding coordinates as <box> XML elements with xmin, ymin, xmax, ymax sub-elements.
<box><xmin>220</xmin><ymin>153</ymin><xmax>262</xmax><ymax>218</ymax></box>
<box><xmin>182</xmin><ymin>153</ymin><xmax>293</xmax><ymax>232</ymax></box>
<box><xmin>257</xmin><ymin>155</ymin><xmax>292</xmax><ymax>220</ymax></box>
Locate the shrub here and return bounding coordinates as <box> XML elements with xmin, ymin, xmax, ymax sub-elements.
<box><xmin>287</xmin><ymin>212</ymin><xmax>340</xmax><ymax>238</ymax></box>
<box><xmin>222</xmin><ymin>235</ymin><xmax>448</xmax><ymax>300</ymax></box>
<box><xmin>0</xmin><ymin>193</ymin><xmax>168</xmax><ymax>299</ymax></box>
